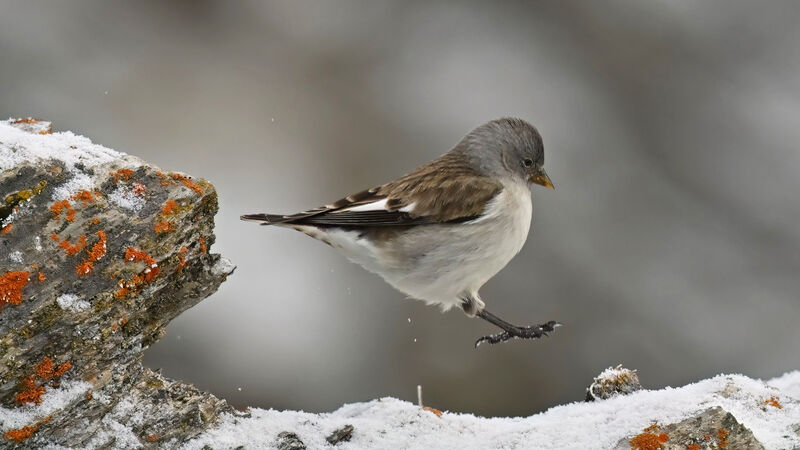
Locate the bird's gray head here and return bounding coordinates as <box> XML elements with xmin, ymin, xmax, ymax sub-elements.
<box><xmin>457</xmin><ymin>117</ymin><xmax>553</xmax><ymax>189</ymax></box>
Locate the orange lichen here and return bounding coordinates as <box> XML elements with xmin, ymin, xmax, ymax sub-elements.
<box><xmin>4</xmin><ymin>425</ymin><xmax>37</xmax><ymax>442</ymax></box>
<box><xmin>1</xmin><ymin>271</ymin><xmax>29</xmax><ymax>310</ymax></box>
<box><xmin>630</xmin><ymin>425</ymin><xmax>668</xmax><ymax>450</ymax></box>
<box><xmin>91</xmin><ymin>217</ymin><xmax>101</xmax><ymax>225</ymax></box>
<box><xmin>125</xmin><ymin>247</ymin><xmax>159</xmax><ymax>281</ymax></box>
<box><xmin>114</xmin><ymin>274</ymin><xmax>144</xmax><ymax>299</ymax></box>
<box><xmin>72</xmin><ymin>190</ymin><xmax>96</xmax><ymax>206</ymax></box>
<box><xmin>161</xmin><ymin>199</ymin><xmax>179</xmax><ymax>216</ymax></box>
<box><xmin>87</xmin><ymin>230</ymin><xmax>107</xmax><ymax>262</ymax></box>
<box><xmin>111</xmin><ymin>168</ymin><xmax>134</xmax><ymax>183</ymax></box>
<box><xmin>687</xmin><ymin>444</ymin><xmax>700</xmax><ymax>450</ymax></box>
<box><xmin>35</xmin><ymin>357</ymin><xmax>72</xmax><ymax>380</ymax></box>
<box><xmin>717</xmin><ymin>428</ymin><xmax>729</xmax><ymax>448</ymax></box>
<box><xmin>35</xmin><ymin>357</ymin><xmax>71</xmax><ymax>379</ymax></box>
<box><xmin>154</xmin><ymin>221</ymin><xmax>174</xmax><ymax>234</ymax></box>
<box><xmin>50</xmin><ymin>200</ymin><xmax>76</xmax><ymax>222</ymax></box>
<box><xmin>132</xmin><ymin>182</ymin><xmax>146</xmax><ymax>195</ymax></box>
<box><xmin>38</xmin><ymin>272</ymin><xmax>46</xmax><ymax>282</ymax></box>
<box><xmin>3</xmin><ymin>416</ymin><xmax>50</xmax><ymax>443</ymax></box>
<box><xmin>86</xmin><ymin>392</ymin><xmax>93</xmax><ymax>400</ymax></box>
<box><xmin>1</xmin><ymin>224</ymin><xmax>11</xmax><ymax>234</ymax></box>
<box><xmin>170</xmin><ymin>173</ymin><xmax>204</xmax><ymax>194</ymax></box>
<box><xmin>177</xmin><ymin>247</ymin><xmax>188</xmax><ymax>271</ymax></box>
<box><xmin>58</xmin><ymin>234</ymin><xmax>88</xmax><ymax>255</ymax></box>
<box><xmin>147</xmin><ymin>434</ymin><xmax>159</xmax><ymax>442</ymax></box>
<box><xmin>12</xmin><ymin>117</ymin><xmax>38</xmax><ymax>124</ymax></box>
<box><xmin>765</xmin><ymin>396</ymin><xmax>783</xmax><ymax>409</ymax></box>
<box><xmin>17</xmin><ymin>358</ymin><xmax>72</xmax><ymax>405</ymax></box>
<box><xmin>198</xmin><ymin>237</ymin><xmax>207</xmax><ymax>254</ymax></box>
<box><xmin>15</xmin><ymin>375</ymin><xmax>45</xmax><ymax>405</ymax></box>
<box><xmin>76</xmin><ymin>261</ymin><xmax>94</xmax><ymax>276</ymax></box>
<box><xmin>34</xmin><ymin>358</ymin><xmax>54</xmax><ymax>378</ymax></box>
<box><xmin>156</xmin><ymin>172</ymin><xmax>170</xmax><ymax>186</ymax></box>
<box><xmin>116</xmin><ymin>247</ymin><xmax>159</xmax><ymax>298</ymax></box>
<box><xmin>50</xmin><ymin>234</ymin><xmax>60</xmax><ymax>242</ymax></box>
<box><xmin>423</xmin><ymin>406</ymin><xmax>443</xmax><ymax>418</ymax></box>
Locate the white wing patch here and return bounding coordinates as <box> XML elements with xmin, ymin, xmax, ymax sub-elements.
<box><xmin>339</xmin><ymin>199</ymin><xmax>388</xmax><ymax>213</ymax></box>
<box><xmin>337</xmin><ymin>199</ymin><xmax>417</xmax><ymax>214</ymax></box>
<box><xmin>399</xmin><ymin>202</ymin><xmax>416</xmax><ymax>213</ymax></box>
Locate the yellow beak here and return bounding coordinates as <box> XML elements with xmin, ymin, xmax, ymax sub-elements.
<box><xmin>530</xmin><ymin>170</ymin><xmax>554</xmax><ymax>189</ymax></box>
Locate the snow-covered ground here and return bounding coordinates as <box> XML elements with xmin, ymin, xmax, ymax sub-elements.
<box><xmin>181</xmin><ymin>371</ymin><xmax>800</xmax><ymax>450</ymax></box>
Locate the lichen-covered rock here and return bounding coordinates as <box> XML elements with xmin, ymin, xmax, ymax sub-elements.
<box><xmin>617</xmin><ymin>406</ymin><xmax>764</xmax><ymax>450</ymax></box>
<box><xmin>0</xmin><ymin>118</ymin><xmax>234</xmax><ymax>448</ymax></box>
<box><xmin>586</xmin><ymin>365</ymin><xmax>643</xmax><ymax>401</ymax></box>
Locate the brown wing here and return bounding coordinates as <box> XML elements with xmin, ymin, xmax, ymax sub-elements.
<box><xmin>241</xmin><ymin>152</ymin><xmax>503</xmax><ymax>227</ymax></box>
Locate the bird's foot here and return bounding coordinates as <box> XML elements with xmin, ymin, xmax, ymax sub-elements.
<box><xmin>474</xmin><ymin>320</ymin><xmax>561</xmax><ymax>347</ymax></box>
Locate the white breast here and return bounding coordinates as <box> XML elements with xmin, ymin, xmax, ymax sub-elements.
<box><xmin>376</xmin><ymin>180</ymin><xmax>533</xmax><ymax>310</ymax></box>
<box><xmin>291</xmin><ymin>180</ymin><xmax>534</xmax><ymax>312</ymax></box>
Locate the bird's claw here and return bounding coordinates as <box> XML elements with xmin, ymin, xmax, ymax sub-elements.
<box><xmin>474</xmin><ymin>320</ymin><xmax>561</xmax><ymax>348</ymax></box>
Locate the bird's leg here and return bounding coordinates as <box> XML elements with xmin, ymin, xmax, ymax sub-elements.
<box><xmin>474</xmin><ymin>309</ymin><xmax>560</xmax><ymax>348</ymax></box>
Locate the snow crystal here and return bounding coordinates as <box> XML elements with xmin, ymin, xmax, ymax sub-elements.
<box><xmin>56</xmin><ymin>294</ymin><xmax>91</xmax><ymax>312</ymax></box>
<box><xmin>181</xmin><ymin>371</ymin><xmax>800</xmax><ymax>450</ymax></box>
<box><xmin>107</xmin><ymin>186</ymin><xmax>145</xmax><ymax>212</ymax></box>
<box><xmin>8</xmin><ymin>250</ymin><xmax>23</xmax><ymax>263</ymax></box>
<box><xmin>0</xmin><ymin>381</ymin><xmax>91</xmax><ymax>431</ymax></box>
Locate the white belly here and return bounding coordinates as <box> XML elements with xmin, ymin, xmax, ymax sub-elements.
<box><xmin>385</xmin><ymin>181</ymin><xmax>532</xmax><ymax>309</ymax></box>
<box><xmin>302</xmin><ymin>181</ymin><xmax>533</xmax><ymax>311</ymax></box>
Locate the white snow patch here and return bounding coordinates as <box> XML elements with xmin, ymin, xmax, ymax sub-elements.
<box><xmin>8</xmin><ymin>250</ymin><xmax>23</xmax><ymax>263</ymax></box>
<box><xmin>181</xmin><ymin>371</ymin><xmax>800</xmax><ymax>450</ymax></box>
<box><xmin>767</xmin><ymin>371</ymin><xmax>800</xmax><ymax>399</ymax></box>
<box><xmin>107</xmin><ymin>186</ymin><xmax>145</xmax><ymax>212</ymax></box>
<box><xmin>34</xmin><ymin>236</ymin><xmax>42</xmax><ymax>251</ymax></box>
<box><xmin>56</xmin><ymin>294</ymin><xmax>91</xmax><ymax>312</ymax></box>
<box><xmin>0</xmin><ymin>119</ymin><xmax>143</xmax><ymax>201</ymax></box>
<box><xmin>594</xmin><ymin>365</ymin><xmax>632</xmax><ymax>382</ymax></box>
<box><xmin>82</xmin><ymin>397</ymin><xmax>149</xmax><ymax>449</ymax></box>
<box><xmin>0</xmin><ymin>381</ymin><xmax>91</xmax><ymax>431</ymax></box>
<box><xmin>211</xmin><ymin>257</ymin><xmax>235</xmax><ymax>276</ymax></box>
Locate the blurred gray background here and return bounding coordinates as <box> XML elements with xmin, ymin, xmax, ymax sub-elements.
<box><xmin>2</xmin><ymin>0</ymin><xmax>799</xmax><ymax>417</ymax></box>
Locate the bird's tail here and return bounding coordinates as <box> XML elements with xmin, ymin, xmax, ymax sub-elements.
<box><xmin>240</xmin><ymin>213</ymin><xmax>292</xmax><ymax>225</ymax></box>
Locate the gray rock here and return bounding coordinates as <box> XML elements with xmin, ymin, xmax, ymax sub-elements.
<box><xmin>586</xmin><ymin>365</ymin><xmax>643</xmax><ymax>401</ymax></box>
<box><xmin>326</xmin><ymin>424</ymin><xmax>354</xmax><ymax>445</ymax></box>
<box><xmin>0</xmin><ymin>119</ymin><xmax>233</xmax><ymax>448</ymax></box>
<box><xmin>615</xmin><ymin>406</ymin><xmax>764</xmax><ymax>449</ymax></box>
<box><xmin>276</xmin><ymin>431</ymin><xmax>307</xmax><ymax>450</ymax></box>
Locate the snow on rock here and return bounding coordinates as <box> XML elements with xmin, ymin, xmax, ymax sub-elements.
<box><xmin>211</xmin><ymin>257</ymin><xmax>236</xmax><ymax>276</ymax></box>
<box><xmin>8</xmin><ymin>251</ymin><xmax>23</xmax><ymax>264</ymax></box>
<box><xmin>107</xmin><ymin>185</ymin><xmax>146</xmax><ymax>212</ymax></box>
<box><xmin>0</xmin><ymin>381</ymin><xmax>91</xmax><ymax>430</ymax></box>
<box><xmin>182</xmin><ymin>371</ymin><xmax>800</xmax><ymax>450</ymax></box>
<box><xmin>0</xmin><ymin>118</ymin><xmax>141</xmax><ymax>201</ymax></box>
<box><xmin>586</xmin><ymin>365</ymin><xmax>642</xmax><ymax>401</ymax></box>
<box><xmin>55</xmin><ymin>294</ymin><xmax>90</xmax><ymax>312</ymax></box>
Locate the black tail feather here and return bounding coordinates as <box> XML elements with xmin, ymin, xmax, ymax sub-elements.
<box><xmin>240</xmin><ymin>213</ymin><xmax>292</xmax><ymax>225</ymax></box>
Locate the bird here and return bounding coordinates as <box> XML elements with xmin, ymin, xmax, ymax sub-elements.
<box><xmin>242</xmin><ymin>117</ymin><xmax>558</xmax><ymax>347</ymax></box>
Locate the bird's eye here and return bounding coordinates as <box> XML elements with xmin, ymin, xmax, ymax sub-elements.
<box><xmin>523</xmin><ymin>158</ymin><xmax>534</xmax><ymax>168</ymax></box>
